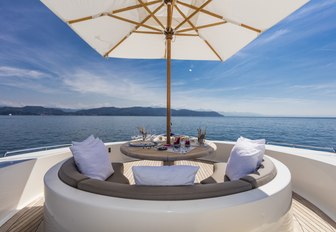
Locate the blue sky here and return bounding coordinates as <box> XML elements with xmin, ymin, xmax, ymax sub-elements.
<box><xmin>0</xmin><ymin>0</ymin><xmax>335</xmax><ymax>116</ymax></box>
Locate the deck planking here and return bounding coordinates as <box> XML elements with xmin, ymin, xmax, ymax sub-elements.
<box><xmin>1</xmin><ymin>160</ymin><xmax>335</xmax><ymax>232</ymax></box>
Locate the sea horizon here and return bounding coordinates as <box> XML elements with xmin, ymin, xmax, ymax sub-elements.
<box><xmin>1</xmin><ymin>115</ymin><xmax>335</xmax><ymax>157</ymax></box>
<box><xmin>1</xmin><ymin>115</ymin><xmax>336</xmax><ymax>119</ymax></box>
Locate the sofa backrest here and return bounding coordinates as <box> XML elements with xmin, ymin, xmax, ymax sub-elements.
<box><xmin>58</xmin><ymin>158</ymin><xmax>252</xmax><ymax>200</ymax></box>
<box><xmin>240</xmin><ymin>156</ymin><xmax>277</xmax><ymax>188</ymax></box>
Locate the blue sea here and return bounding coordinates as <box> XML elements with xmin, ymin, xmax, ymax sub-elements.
<box><xmin>0</xmin><ymin>116</ymin><xmax>335</xmax><ymax>157</ymax></box>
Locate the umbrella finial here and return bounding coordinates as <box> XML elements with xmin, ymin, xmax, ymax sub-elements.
<box><xmin>164</xmin><ymin>28</ymin><xmax>174</xmax><ymax>40</ymax></box>
<box><xmin>164</xmin><ymin>0</ymin><xmax>172</xmax><ymax>5</ymax></box>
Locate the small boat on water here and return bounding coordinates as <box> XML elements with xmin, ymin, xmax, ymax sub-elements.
<box><xmin>0</xmin><ymin>140</ymin><xmax>335</xmax><ymax>232</ymax></box>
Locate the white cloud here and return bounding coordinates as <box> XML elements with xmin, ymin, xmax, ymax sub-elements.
<box><xmin>0</xmin><ymin>99</ymin><xmax>24</xmax><ymax>107</ymax></box>
<box><xmin>0</xmin><ymin>79</ymin><xmax>60</xmax><ymax>94</ymax></box>
<box><xmin>0</xmin><ymin>66</ymin><xmax>50</xmax><ymax>79</ymax></box>
<box><xmin>62</xmin><ymin>70</ymin><xmax>166</xmax><ymax>105</ymax></box>
<box><xmin>253</xmin><ymin>29</ymin><xmax>290</xmax><ymax>47</ymax></box>
<box><xmin>291</xmin><ymin>83</ymin><xmax>336</xmax><ymax>91</ymax></box>
<box><xmin>286</xmin><ymin>1</ymin><xmax>335</xmax><ymax>22</ymax></box>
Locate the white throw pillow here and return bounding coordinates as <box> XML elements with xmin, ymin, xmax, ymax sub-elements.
<box><xmin>132</xmin><ymin>165</ymin><xmax>199</xmax><ymax>186</ymax></box>
<box><xmin>70</xmin><ymin>137</ymin><xmax>114</xmax><ymax>181</ymax></box>
<box><xmin>238</xmin><ymin>136</ymin><xmax>265</xmax><ymax>145</ymax></box>
<box><xmin>238</xmin><ymin>136</ymin><xmax>265</xmax><ymax>165</ymax></box>
<box><xmin>225</xmin><ymin>141</ymin><xmax>262</xmax><ymax>181</ymax></box>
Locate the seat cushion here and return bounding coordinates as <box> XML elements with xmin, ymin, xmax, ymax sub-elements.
<box><xmin>201</xmin><ymin>163</ymin><xmax>229</xmax><ymax>184</ymax></box>
<box><xmin>200</xmin><ymin>176</ymin><xmax>217</xmax><ymax>184</ymax></box>
<box><xmin>78</xmin><ymin>179</ymin><xmax>252</xmax><ymax>200</ymax></box>
<box><xmin>106</xmin><ymin>163</ymin><xmax>129</xmax><ymax>184</ymax></box>
<box><xmin>240</xmin><ymin>156</ymin><xmax>277</xmax><ymax>188</ymax></box>
<box><xmin>201</xmin><ymin>157</ymin><xmax>276</xmax><ymax>188</ymax></box>
<box><xmin>59</xmin><ymin>158</ymin><xmax>128</xmax><ymax>186</ymax></box>
<box><xmin>132</xmin><ymin>165</ymin><xmax>199</xmax><ymax>186</ymax></box>
<box><xmin>58</xmin><ymin>158</ymin><xmax>89</xmax><ymax>188</ymax></box>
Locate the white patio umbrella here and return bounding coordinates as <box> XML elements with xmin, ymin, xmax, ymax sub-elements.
<box><xmin>41</xmin><ymin>0</ymin><xmax>308</xmax><ymax>144</ymax></box>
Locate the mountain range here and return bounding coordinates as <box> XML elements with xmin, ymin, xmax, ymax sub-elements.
<box><xmin>0</xmin><ymin>106</ymin><xmax>223</xmax><ymax>117</ymax></box>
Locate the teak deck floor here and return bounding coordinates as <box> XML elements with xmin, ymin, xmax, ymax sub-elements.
<box><xmin>1</xmin><ymin>160</ymin><xmax>335</xmax><ymax>232</ymax></box>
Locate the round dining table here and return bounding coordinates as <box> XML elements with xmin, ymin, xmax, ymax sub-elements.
<box><xmin>120</xmin><ymin>142</ymin><xmax>215</xmax><ymax>166</ymax></box>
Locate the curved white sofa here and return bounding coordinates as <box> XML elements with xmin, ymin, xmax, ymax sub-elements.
<box><xmin>44</xmin><ymin>156</ymin><xmax>292</xmax><ymax>232</ymax></box>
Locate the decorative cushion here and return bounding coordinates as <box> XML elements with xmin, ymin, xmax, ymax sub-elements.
<box><xmin>238</xmin><ymin>136</ymin><xmax>265</xmax><ymax>145</ymax></box>
<box><xmin>70</xmin><ymin>136</ymin><xmax>114</xmax><ymax>181</ymax></box>
<box><xmin>225</xmin><ymin>141</ymin><xmax>262</xmax><ymax>181</ymax></box>
<box><xmin>132</xmin><ymin>165</ymin><xmax>199</xmax><ymax>186</ymax></box>
<box><xmin>238</xmin><ymin>136</ymin><xmax>265</xmax><ymax>165</ymax></box>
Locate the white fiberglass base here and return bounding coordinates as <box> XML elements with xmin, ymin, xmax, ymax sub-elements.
<box><xmin>43</xmin><ymin>157</ymin><xmax>292</xmax><ymax>232</ymax></box>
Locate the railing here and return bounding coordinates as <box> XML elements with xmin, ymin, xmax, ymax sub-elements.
<box><xmin>2</xmin><ymin>141</ymin><xmax>335</xmax><ymax>158</ymax></box>
<box><xmin>266</xmin><ymin>141</ymin><xmax>336</xmax><ymax>153</ymax></box>
<box><xmin>3</xmin><ymin>144</ymin><xmax>71</xmax><ymax>157</ymax></box>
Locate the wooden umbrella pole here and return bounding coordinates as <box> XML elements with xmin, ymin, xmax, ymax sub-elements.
<box><xmin>165</xmin><ymin>0</ymin><xmax>173</xmax><ymax>144</ymax></box>
<box><xmin>166</xmin><ymin>39</ymin><xmax>171</xmax><ymax>144</ymax></box>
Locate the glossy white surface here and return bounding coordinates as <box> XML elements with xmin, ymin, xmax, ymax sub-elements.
<box><xmin>43</xmin><ymin>156</ymin><xmax>292</xmax><ymax>232</ymax></box>
<box><xmin>1</xmin><ymin>140</ymin><xmax>335</xmax><ymax>229</ymax></box>
<box><xmin>265</xmin><ymin>145</ymin><xmax>336</xmax><ymax>221</ymax></box>
<box><xmin>0</xmin><ymin>148</ymin><xmax>71</xmax><ymax>226</ymax></box>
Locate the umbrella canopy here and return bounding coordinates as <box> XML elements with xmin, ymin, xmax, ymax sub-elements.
<box><xmin>41</xmin><ymin>0</ymin><xmax>308</xmax><ymax>143</ymax></box>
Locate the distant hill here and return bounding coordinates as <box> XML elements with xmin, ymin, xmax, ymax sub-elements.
<box><xmin>0</xmin><ymin>106</ymin><xmax>223</xmax><ymax>117</ymax></box>
<box><xmin>0</xmin><ymin>106</ymin><xmax>65</xmax><ymax>115</ymax></box>
<box><xmin>219</xmin><ymin>111</ymin><xmax>264</xmax><ymax>117</ymax></box>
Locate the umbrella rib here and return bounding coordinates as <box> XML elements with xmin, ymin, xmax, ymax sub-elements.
<box><xmin>175</xmin><ymin>33</ymin><xmax>198</xmax><ymax>36</ymax></box>
<box><xmin>174</xmin><ymin>0</ymin><xmax>212</xmax><ymax>31</ymax></box>
<box><xmin>203</xmin><ymin>40</ymin><xmax>222</xmax><ymax>61</ymax></box>
<box><xmin>113</xmin><ymin>0</ymin><xmax>161</xmax><ymax>14</ymax></box>
<box><xmin>134</xmin><ymin>31</ymin><xmax>162</xmax><ymax>35</ymax></box>
<box><xmin>104</xmin><ymin>3</ymin><xmax>165</xmax><ymax>57</ymax></box>
<box><xmin>174</xmin><ymin>5</ymin><xmax>222</xmax><ymax>61</ymax></box>
<box><xmin>176</xmin><ymin>0</ymin><xmax>262</xmax><ymax>33</ymax></box>
<box><xmin>107</xmin><ymin>14</ymin><xmax>161</xmax><ymax>32</ymax></box>
<box><xmin>67</xmin><ymin>0</ymin><xmax>161</xmax><ymax>24</ymax></box>
<box><xmin>137</xmin><ymin>0</ymin><xmax>165</xmax><ymax>30</ymax></box>
<box><xmin>68</xmin><ymin>16</ymin><xmax>95</xmax><ymax>24</ymax></box>
<box><xmin>177</xmin><ymin>22</ymin><xmax>226</xmax><ymax>33</ymax></box>
<box><xmin>241</xmin><ymin>24</ymin><xmax>262</xmax><ymax>33</ymax></box>
<box><xmin>176</xmin><ymin>0</ymin><xmax>222</xmax><ymax>20</ymax></box>
<box><xmin>174</xmin><ymin>5</ymin><xmax>196</xmax><ymax>32</ymax></box>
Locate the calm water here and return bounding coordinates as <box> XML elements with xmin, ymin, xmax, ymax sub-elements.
<box><xmin>0</xmin><ymin>116</ymin><xmax>335</xmax><ymax>156</ymax></box>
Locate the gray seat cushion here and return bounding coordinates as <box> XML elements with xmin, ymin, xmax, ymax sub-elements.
<box><xmin>59</xmin><ymin>157</ymin><xmax>253</xmax><ymax>200</ymax></box>
<box><xmin>201</xmin><ymin>156</ymin><xmax>277</xmax><ymax>189</ymax></box>
<box><xmin>106</xmin><ymin>163</ymin><xmax>129</xmax><ymax>184</ymax></box>
<box><xmin>201</xmin><ymin>163</ymin><xmax>229</xmax><ymax>184</ymax></box>
<box><xmin>58</xmin><ymin>158</ymin><xmax>89</xmax><ymax>188</ymax></box>
<box><xmin>78</xmin><ymin>179</ymin><xmax>252</xmax><ymax>201</ymax></box>
<box><xmin>200</xmin><ymin>176</ymin><xmax>217</xmax><ymax>184</ymax></box>
<box><xmin>58</xmin><ymin>158</ymin><xmax>129</xmax><ymax>187</ymax></box>
<box><xmin>239</xmin><ymin>156</ymin><xmax>277</xmax><ymax>188</ymax></box>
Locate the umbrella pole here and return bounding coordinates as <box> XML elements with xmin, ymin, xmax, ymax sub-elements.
<box><xmin>165</xmin><ymin>0</ymin><xmax>173</xmax><ymax>145</ymax></box>
<box><xmin>166</xmin><ymin>38</ymin><xmax>171</xmax><ymax>144</ymax></box>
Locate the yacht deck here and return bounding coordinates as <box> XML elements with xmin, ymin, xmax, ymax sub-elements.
<box><xmin>1</xmin><ymin>160</ymin><xmax>335</xmax><ymax>232</ymax></box>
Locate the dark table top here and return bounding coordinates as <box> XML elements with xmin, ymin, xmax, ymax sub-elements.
<box><xmin>120</xmin><ymin>142</ymin><xmax>214</xmax><ymax>162</ymax></box>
